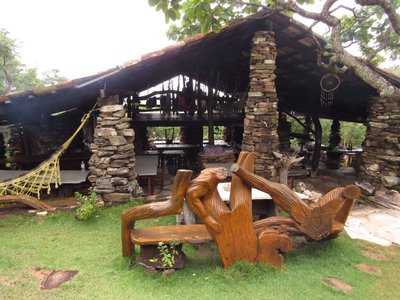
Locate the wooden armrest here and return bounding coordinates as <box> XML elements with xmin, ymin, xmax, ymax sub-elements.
<box><xmin>121</xmin><ymin>169</ymin><xmax>193</xmax><ymax>257</ymax></box>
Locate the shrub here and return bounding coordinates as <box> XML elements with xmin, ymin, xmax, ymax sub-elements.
<box><xmin>75</xmin><ymin>192</ymin><xmax>98</xmax><ymax>221</ymax></box>
<box><xmin>149</xmin><ymin>242</ymin><xmax>179</xmax><ymax>269</ymax></box>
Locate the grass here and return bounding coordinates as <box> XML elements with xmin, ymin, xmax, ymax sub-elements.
<box><xmin>0</xmin><ymin>203</ymin><xmax>399</xmax><ymax>300</ymax></box>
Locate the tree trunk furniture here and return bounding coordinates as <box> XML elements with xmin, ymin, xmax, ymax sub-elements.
<box><xmin>186</xmin><ymin>152</ymin><xmax>292</xmax><ymax>268</ymax></box>
<box><xmin>231</xmin><ymin>164</ymin><xmax>361</xmax><ymax>241</ymax></box>
<box><xmin>121</xmin><ymin>151</ymin><xmax>361</xmax><ymax>271</ymax></box>
<box><xmin>122</xmin><ymin>153</ymin><xmax>294</xmax><ymax>270</ymax></box>
<box><xmin>0</xmin><ymin>194</ymin><xmax>55</xmax><ymax>211</ymax></box>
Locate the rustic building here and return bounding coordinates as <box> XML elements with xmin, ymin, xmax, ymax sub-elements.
<box><xmin>0</xmin><ymin>9</ymin><xmax>399</xmax><ymax>202</ymax></box>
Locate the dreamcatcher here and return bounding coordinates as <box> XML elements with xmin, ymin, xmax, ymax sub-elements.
<box><xmin>320</xmin><ymin>73</ymin><xmax>341</xmax><ymax>108</ymax></box>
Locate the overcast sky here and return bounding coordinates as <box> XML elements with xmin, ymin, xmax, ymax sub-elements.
<box><xmin>0</xmin><ymin>0</ymin><xmax>396</xmax><ymax>80</ymax></box>
<box><xmin>0</xmin><ymin>0</ymin><xmax>171</xmax><ymax>79</ymax></box>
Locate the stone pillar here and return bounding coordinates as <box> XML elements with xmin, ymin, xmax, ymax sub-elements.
<box><xmin>242</xmin><ymin>31</ymin><xmax>279</xmax><ymax>179</ymax></box>
<box><xmin>88</xmin><ymin>104</ymin><xmax>142</xmax><ymax>203</ymax></box>
<box><xmin>361</xmin><ymin>96</ymin><xmax>400</xmax><ymax>189</ymax></box>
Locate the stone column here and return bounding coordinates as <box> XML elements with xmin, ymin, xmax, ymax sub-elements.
<box><xmin>361</xmin><ymin>96</ymin><xmax>400</xmax><ymax>189</ymax></box>
<box><xmin>242</xmin><ymin>31</ymin><xmax>279</xmax><ymax>179</ymax></box>
<box><xmin>88</xmin><ymin>104</ymin><xmax>142</xmax><ymax>203</ymax></box>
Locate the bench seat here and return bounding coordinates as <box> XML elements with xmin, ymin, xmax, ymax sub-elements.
<box><xmin>130</xmin><ymin>218</ymin><xmax>298</xmax><ymax>246</ymax></box>
<box><xmin>131</xmin><ymin>224</ymin><xmax>212</xmax><ymax>245</ymax></box>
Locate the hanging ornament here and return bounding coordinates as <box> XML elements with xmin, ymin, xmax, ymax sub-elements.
<box><xmin>320</xmin><ymin>73</ymin><xmax>341</xmax><ymax>108</ymax></box>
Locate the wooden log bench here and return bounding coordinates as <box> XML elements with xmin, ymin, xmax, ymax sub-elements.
<box><xmin>122</xmin><ymin>161</ymin><xmax>298</xmax><ymax>270</ymax></box>
<box><xmin>131</xmin><ymin>218</ymin><xmax>301</xmax><ymax>246</ymax></box>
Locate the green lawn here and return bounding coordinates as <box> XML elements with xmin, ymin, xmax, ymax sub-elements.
<box><xmin>0</xmin><ymin>203</ymin><xmax>399</xmax><ymax>300</ymax></box>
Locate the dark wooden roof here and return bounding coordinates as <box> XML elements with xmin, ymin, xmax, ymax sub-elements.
<box><xmin>0</xmin><ymin>9</ymin><xmax>398</xmax><ymax>124</ymax></box>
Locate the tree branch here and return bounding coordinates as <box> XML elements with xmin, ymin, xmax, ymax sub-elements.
<box><xmin>275</xmin><ymin>0</ymin><xmax>400</xmax><ymax>97</ymax></box>
<box><xmin>234</xmin><ymin>1</ymin><xmax>268</xmax><ymax>10</ymax></box>
<box><xmin>356</xmin><ymin>0</ymin><xmax>400</xmax><ymax>35</ymax></box>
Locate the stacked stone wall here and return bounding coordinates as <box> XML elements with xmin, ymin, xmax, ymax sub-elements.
<box><xmin>88</xmin><ymin>104</ymin><xmax>141</xmax><ymax>203</ymax></box>
<box><xmin>361</xmin><ymin>96</ymin><xmax>400</xmax><ymax>190</ymax></box>
<box><xmin>242</xmin><ymin>31</ymin><xmax>279</xmax><ymax>179</ymax></box>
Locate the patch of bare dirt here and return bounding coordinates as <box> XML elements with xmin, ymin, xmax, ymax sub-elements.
<box><xmin>361</xmin><ymin>250</ymin><xmax>390</xmax><ymax>261</ymax></box>
<box><xmin>355</xmin><ymin>264</ymin><xmax>382</xmax><ymax>276</ymax></box>
<box><xmin>0</xmin><ymin>275</ymin><xmax>16</xmax><ymax>288</ymax></box>
<box><xmin>322</xmin><ymin>277</ymin><xmax>353</xmax><ymax>294</ymax></box>
<box><xmin>31</xmin><ymin>267</ymin><xmax>78</xmax><ymax>290</ymax></box>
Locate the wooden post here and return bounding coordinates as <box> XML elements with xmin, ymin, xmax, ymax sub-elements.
<box><xmin>207</xmin><ymin>86</ymin><xmax>215</xmax><ymax>146</ymax></box>
<box><xmin>311</xmin><ymin>116</ymin><xmax>322</xmax><ymax>175</ymax></box>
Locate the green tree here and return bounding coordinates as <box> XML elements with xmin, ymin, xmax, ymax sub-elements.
<box><xmin>0</xmin><ymin>29</ymin><xmax>66</xmax><ymax>96</ymax></box>
<box><xmin>148</xmin><ymin>0</ymin><xmax>400</xmax><ymax>97</ymax></box>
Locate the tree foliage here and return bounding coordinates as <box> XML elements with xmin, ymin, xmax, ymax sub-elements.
<box><xmin>148</xmin><ymin>0</ymin><xmax>400</xmax><ymax>97</ymax></box>
<box><xmin>0</xmin><ymin>29</ymin><xmax>66</xmax><ymax>96</ymax></box>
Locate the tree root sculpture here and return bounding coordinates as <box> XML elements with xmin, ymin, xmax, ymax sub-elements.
<box><xmin>231</xmin><ymin>164</ymin><xmax>361</xmax><ymax>240</ymax></box>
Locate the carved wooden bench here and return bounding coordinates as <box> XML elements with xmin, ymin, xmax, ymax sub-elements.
<box><xmin>122</xmin><ymin>153</ymin><xmax>294</xmax><ymax>270</ymax></box>
<box><xmin>121</xmin><ymin>151</ymin><xmax>361</xmax><ymax>271</ymax></box>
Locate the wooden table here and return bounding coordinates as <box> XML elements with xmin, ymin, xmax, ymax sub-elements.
<box><xmin>338</xmin><ymin>148</ymin><xmax>363</xmax><ymax>168</ymax></box>
<box><xmin>136</xmin><ymin>156</ymin><xmax>158</xmax><ymax>195</ymax></box>
<box><xmin>154</xmin><ymin>143</ymin><xmax>199</xmax><ymax>152</ymax></box>
<box><xmin>218</xmin><ymin>182</ymin><xmax>308</xmax><ymax>217</ymax></box>
<box><xmin>154</xmin><ymin>144</ymin><xmax>200</xmax><ymax>189</ymax></box>
<box><xmin>217</xmin><ymin>182</ymin><xmax>308</xmax><ymax>201</ymax></box>
<box><xmin>0</xmin><ymin>170</ymin><xmax>89</xmax><ymax>184</ymax></box>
